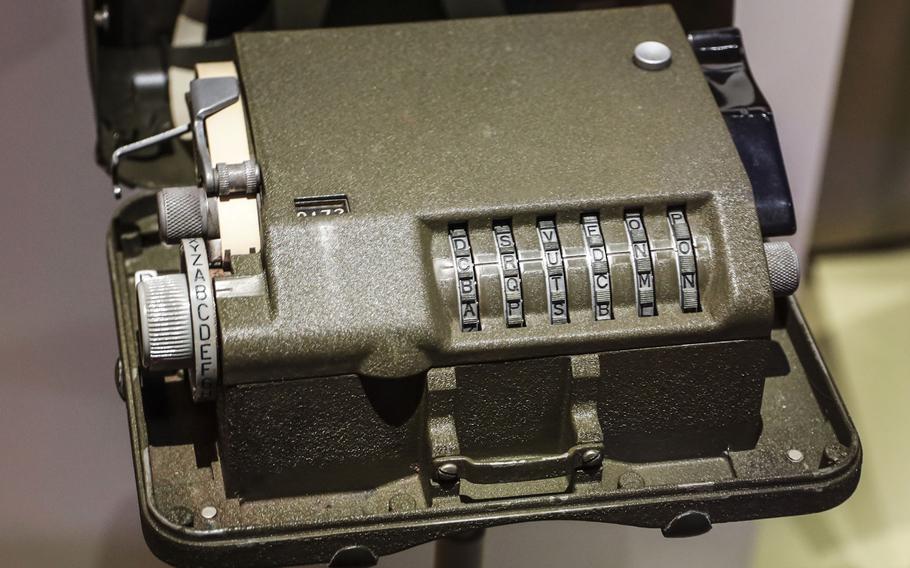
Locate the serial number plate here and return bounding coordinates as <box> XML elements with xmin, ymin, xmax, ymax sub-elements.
<box><xmin>295</xmin><ymin>195</ymin><xmax>350</xmax><ymax>218</ymax></box>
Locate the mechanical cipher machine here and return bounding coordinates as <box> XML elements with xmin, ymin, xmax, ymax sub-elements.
<box><xmin>103</xmin><ymin>6</ymin><xmax>860</xmax><ymax>567</ymax></box>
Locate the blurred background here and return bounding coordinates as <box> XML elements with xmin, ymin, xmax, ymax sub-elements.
<box><xmin>0</xmin><ymin>0</ymin><xmax>908</xmax><ymax>566</ymax></box>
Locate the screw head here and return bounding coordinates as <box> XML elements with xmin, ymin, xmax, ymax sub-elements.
<box><xmin>633</xmin><ymin>41</ymin><xmax>672</xmax><ymax>71</ymax></box>
<box><xmin>822</xmin><ymin>443</ymin><xmax>848</xmax><ymax>467</ymax></box>
<box><xmin>93</xmin><ymin>5</ymin><xmax>110</xmax><ymax>31</ymax></box>
<box><xmin>581</xmin><ymin>449</ymin><xmax>603</xmax><ymax>469</ymax></box>
<box><xmin>114</xmin><ymin>357</ymin><xmax>126</xmax><ymax>401</ymax></box>
<box><xmin>435</xmin><ymin>462</ymin><xmax>459</xmax><ymax>482</ymax></box>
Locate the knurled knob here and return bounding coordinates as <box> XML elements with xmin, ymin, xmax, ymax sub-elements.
<box><xmin>137</xmin><ymin>274</ymin><xmax>193</xmax><ymax>371</ymax></box>
<box><xmin>157</xmin><ymin>186</ymin><xmax>219</xmax><ymax>244</ymax></box>
<box><xmin>215</xmin><ymin>160</ymin><xmax>261</xmax><ymax>196</ymax></box>
<box><xmin>764</xmin><ymin>241</ymin><xmax>801</xmax><ymax>297</ymax></box>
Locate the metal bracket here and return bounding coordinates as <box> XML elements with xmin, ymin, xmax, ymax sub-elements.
<box><xmin>110</xmin><ymin>77</ymin><xmax>247</xmax><ymax>199</ymax></box>
<box><xmin>188</xmin><ymin>76</ymin><xmax>241</xmax><ymax>195</ymax></box>
<box><xmin>111</xmin><ymin>123</ymin><xmax>191</xmax><ymax>198</ymax></box>
<box><xmin>426</xmin><ymin>359</ymin><xmax>605</xmax><ymax>501</ymax></box>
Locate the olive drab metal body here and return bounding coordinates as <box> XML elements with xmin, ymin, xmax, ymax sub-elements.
<box><xmin>97</xmin><ymin>6</ymin><xmax>859</xmax><ymax>567</ymax></box>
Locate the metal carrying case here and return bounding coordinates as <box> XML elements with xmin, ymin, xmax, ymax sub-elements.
<box><xmin>91</xmin><ymin>2</ymin><xmax>860</xmax><ymax>566</ymax></box>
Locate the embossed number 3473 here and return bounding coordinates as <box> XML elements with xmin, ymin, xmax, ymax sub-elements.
<box><xmin>296</xmin><ymin>208</ymin><xmax>347</xmax><ymax>218</ymax></box>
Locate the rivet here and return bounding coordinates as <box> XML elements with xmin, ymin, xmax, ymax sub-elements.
<box><xmin>200</xmin><ymin>505</ymin><xmax>218</xmax><ymax>520</ymax></box>
<box><xmin>618</xmin><ymin>471</ymin><xmax>645</xmax><ymax>489</ymax></box>
<box><xmin>170</xmin><ymin>506</ymin><xmax>194</xmax><ymax>527</ymax></box>
<box><xmin>786</xmin><ymin>449</ymin><xmax>804</xmax><ymax>463</ymax></box>
<box><xmin>388</xmin><ymin>492</ymin><xmax>417</xmax><ymax>512</ymax></box>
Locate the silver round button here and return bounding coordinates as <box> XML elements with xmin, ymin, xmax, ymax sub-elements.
<box><xmin>633</xmin><ymin>41</ymin><xmax>672</xmax><ymax>71</ymax></box>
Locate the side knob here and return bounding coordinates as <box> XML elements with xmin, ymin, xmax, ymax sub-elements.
<box><xmin>157</xmin><ymin>186</ymin><xmax>219</xmax><ymax>244</ymax></box>
<box><xmin>137</xmin><ymin>274</ymin><xmax>193</xmax><ymax>371</ymax></box>
<box><xmin>764</xmin><ymin>241</ymin><xmax>800</xmax><ymax>297</ymax></box>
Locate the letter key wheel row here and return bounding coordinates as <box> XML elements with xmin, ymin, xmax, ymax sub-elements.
<box><xmin>449</xmin><ymin>209</ymin><xmax>701</xmax><ymax>331</ymax></box>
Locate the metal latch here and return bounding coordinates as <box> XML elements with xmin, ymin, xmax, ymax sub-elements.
<box><xmin>110</xmin><ymin>77</ymin><xmax>261</xmax><ymax>198</ymax></box>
